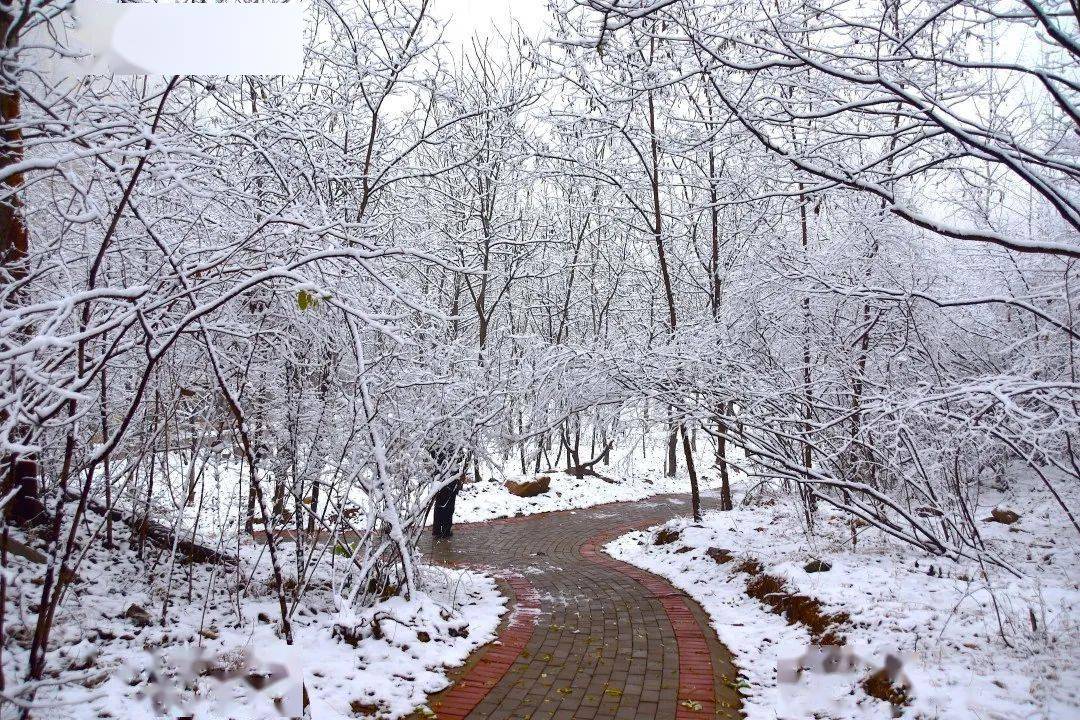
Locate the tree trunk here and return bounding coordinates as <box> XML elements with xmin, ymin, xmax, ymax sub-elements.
<box><xmin>680</xmin><ymin>424</ymin><xmax>701</xmax><ymax>522</ymax></box>
<box><xmin>0</xmin><ymin>5</ymin><xmax>41</xmax><ymax>528</ymax></box>
<box><xmin>716</xmin><ymin>404</ymin><xmax>733</xmax><ymax>511</ymax></box>
<box><xmin>666</xmin><ymin>411</ymin><xmax>678</xmax><ymax>477</ymax></box>
<box><xmin>799</xmin><ymin>189</ymin><xmax>817</xmax><ymax>526</ymax></box>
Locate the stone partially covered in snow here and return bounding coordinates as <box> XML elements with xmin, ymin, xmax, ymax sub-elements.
<box><xmin>987</xmin><ymin>508</ymin><xmax>1020</xmax><ymax>524</ymax></box>
<box><xmin>124</xmin><ymin>604</ymin><xmax>153</xmax><ymax>627</ymax></box>
<box><xmin>505</xmin><ymin>475</ymin><xmax>550</xmax><ymax>497</ymax></box>
<box><xmin>804</xmin><ymin>559</ymin><xmax>831</xmax><ymax>573</ymax></box>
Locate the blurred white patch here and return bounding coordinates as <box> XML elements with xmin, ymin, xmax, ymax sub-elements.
<box><xmin>129</xmin><ymin>644</ymin><xmax>307</xmax><ymax>717</ymax></box>
<box><xmin>68</xmin><ymin>1</ymin><xmax>303</xmax><ymax>75</ymax></box>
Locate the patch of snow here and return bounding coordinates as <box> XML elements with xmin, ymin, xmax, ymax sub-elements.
<box><xmin>606</xmin><ymin>473</ymin><xmax>1080</xmax><ymax>720</ymax></box>
<box><xmin>6</xmin><ymin>535</ymin><xmax>505</xmax><ymax>720</ymax></box>
<box><xmin>454</xmin><ymin>465</ymin><xmax>718</xmax><ymax>523</ymax></box>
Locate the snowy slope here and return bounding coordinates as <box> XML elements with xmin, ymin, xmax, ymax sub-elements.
<box><xmin>607</xmin><ymin>479</ymin><xmax>1080</xmax><ymax>720</ymax></box>
<box><xmin>3</xmin><ymin>534</ymin><xmax>505</xmax><ymax>720</ymax></box>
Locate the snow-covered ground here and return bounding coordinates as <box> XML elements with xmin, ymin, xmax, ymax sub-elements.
<box><xmin>454</xmin><ymin>469</ymin><xmax>720</xmax><ymax>523</ymax></box>
<box><xmin>607</xmin><ymin>477</ymin><xmax>1080</xmax><ymax>720</ymax></box>
<box><xmin>4</xmin><ymin>529</ymin><xmax>505</xmax><ymax>719</ymax></box>
<box><xmin>455</xmin><ymin>444</ymin><xmax>723</xmax><ymax>523</ymax></box>
<box><xmin>130</xmin><ymin>442</ymin><xmax>716</xmax><ymax>537</ymax></box>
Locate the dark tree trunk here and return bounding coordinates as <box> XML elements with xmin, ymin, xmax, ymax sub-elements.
<box><xmin>716</xmin><ymin>404</ymin><xmax>733</xmax><ymax>511</ymax></box>
<box><xmin>680</xmin><ymin>424</ymin><xmax>701</xmax><ymax>522</ymax></box>
<box><xmin>666</xmin><ymin>412</ymin><xmax>678</xmax><ymax>477</ymax></box>
<box><xmin>0</xmin><ymin>5</ymin><xmax>40</xmax><ymax>529</ymax></box>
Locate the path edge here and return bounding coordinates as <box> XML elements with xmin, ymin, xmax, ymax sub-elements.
<box><xmin>424</xmin><ymin>573</ymin><xmax>540</xmax><ymax>720</ymax></box>
<box><xmin>582</xmin><ymin>524</ymin><xmax>744</xmax><ymax>720</ymax></box>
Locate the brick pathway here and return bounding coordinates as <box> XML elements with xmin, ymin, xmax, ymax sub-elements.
<box><xmin>420</xmin><ymin>494</ymin><xmax>743</xmax><ymax>720</ymax></box>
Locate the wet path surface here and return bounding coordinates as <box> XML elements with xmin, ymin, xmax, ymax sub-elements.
<box><xmin>419</xmin><ymin>493</ymin><xmax>743</xmax><ymax>720</ymax></box>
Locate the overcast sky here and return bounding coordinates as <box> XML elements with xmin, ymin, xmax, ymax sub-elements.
<box><xmin>439</xmin><ymin>0</ymin><xmax>552</xmax><ymax>46</ymax></box>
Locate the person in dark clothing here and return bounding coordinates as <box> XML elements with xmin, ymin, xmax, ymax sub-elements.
<box><xmin>430</xmin><ymin>444</ymin><xmax>464</xmax><ymax>539</ymax></box>
<box><xmin>431</xmin><ymin>475</ymin><xmax>461</xmax><ymax>539</ymax></box>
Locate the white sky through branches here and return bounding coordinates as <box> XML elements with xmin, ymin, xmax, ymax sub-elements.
<box><xmin>439</xmin><ymin>0</ymin><xmax>550</xmax><ymax>46</ymax></box>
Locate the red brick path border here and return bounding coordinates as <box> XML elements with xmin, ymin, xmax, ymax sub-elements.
<box><xmin>581</xmin><ymin>526</ymin><xmax>718</xmax><ymax>720</ymax></box>
<box><xmin>428</xmin><ymin>575</ymin><xmax>541</xmax><ymax>720</ymax></box>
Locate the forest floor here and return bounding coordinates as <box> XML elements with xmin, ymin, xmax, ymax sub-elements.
<box><xmin>454</xmin><ymin>448</ymin><xmax>726</xmax><ymax>523</ymax></box>
<box><xmin>608</xmin><ymin>475</ymin><xmax>1080</xmax><ymax>720</ymax></box>
<box><xmin>3</xmin><ymin>512</ymin><xmax>506</xmax><ymax>720</ymax></box>
<box><xmin>9</xmin><ymin>466</ymin><xmax>1076</xmax><ymax>720</ymax></box>
<box><xmin>1</xmin><ymin>447</ymin><xmax>722</xmax><ymax>719</ymax></box>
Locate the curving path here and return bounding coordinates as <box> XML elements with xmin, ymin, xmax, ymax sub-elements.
<box><xmin>419</xmin><ymin>494</ymin><xmax>743</xmax><ymax>720</ymax></box>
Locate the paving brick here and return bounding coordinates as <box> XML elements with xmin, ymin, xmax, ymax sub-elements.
<box><xmin>414</xmin><ymin>495</ymin><xmax>744</xmax><ymax>720</ymax></box>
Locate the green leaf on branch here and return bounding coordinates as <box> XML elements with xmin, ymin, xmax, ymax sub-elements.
<box><xmin>297</xmin><ymin>289</ymin><xmax>320</xmax><ymax>311</ymax></box>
